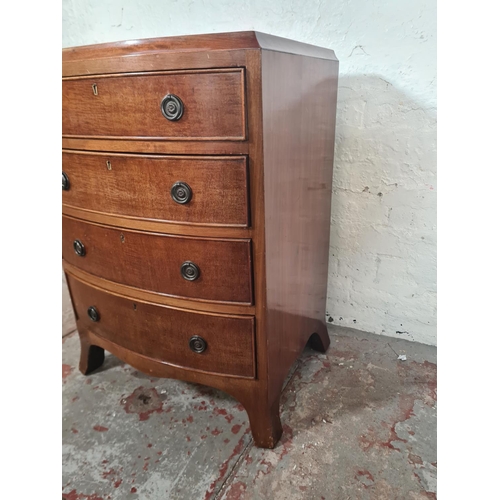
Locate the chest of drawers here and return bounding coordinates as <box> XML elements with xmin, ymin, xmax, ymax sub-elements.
<box><xmin>62</xmin><ymin>31</ymin><xmax>338</xmax><ymax>448</ymax></box>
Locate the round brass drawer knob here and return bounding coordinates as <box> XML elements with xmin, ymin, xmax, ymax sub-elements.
<box><xmin>171</xmin><ymin>181</ymin><xmax>192</xmax><ymax>204</ymax></box>
<box><xmin>73</xmin><ymin>239</ymin><xmax>86</xmax><ymax>257</ymax></box>
<box><xmin>180</xmin><ymin>261</ymin><xmax>199</xmax><ymax>281</ymax></box>
<box><xmin>160</xmin><ymin>94</ymin><xmax>184</xmax><ymax>121</ymax></box>
<box><xmin>87</xmin><ymin>306</ymin><xmax>100</xmax><ymax>322</ymax></box>
<box><xmin>62</xmin><ymin>171</ymin><xmax>70</xmax><ymax>191</ymax></box>
<box><xmin>189</xmin><ymin>336</ymin><xmax>207</xmax><ymax>353</ymax></box>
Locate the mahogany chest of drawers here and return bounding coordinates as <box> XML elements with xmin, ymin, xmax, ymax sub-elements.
<box><xmin>62</xmin><ymin>31</ymin><xmax>338</xmax><ymax>448</ymax></box>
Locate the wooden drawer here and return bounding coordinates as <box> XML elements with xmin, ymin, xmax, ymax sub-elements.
<box><xmin>62</xmin><ymin>216</ymin><xmax>253</xmax><ymax>304</ymax></box>
<box><xmin>62</xmin><ymin>68</ymin><xmax>246</xmax><ymax>141</ymax></box>
<box><xmin>66</xmin><ymin>275</ymin><xmax>255</xmax><ymax>378</ymax></box>
<box><xmin>62</xmin><ymin>151</ymin><xmax>249</xmax><ymax>227</ymax></box>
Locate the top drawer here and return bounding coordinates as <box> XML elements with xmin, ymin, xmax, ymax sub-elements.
<box><xmin>62</xmin><ymin>68</ymin><xmax>246</xmax><ymax>141</ymax></box>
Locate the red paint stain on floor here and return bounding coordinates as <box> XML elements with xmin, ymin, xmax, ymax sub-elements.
<box><xmin>63</xmin><ymin>364</ymin><xmax>73</xmax><ymax>380</ymax></box>
<box><xmin>231</xmin><ymin>424</ymin><xmax>242</xmax><ymax>434</ymax></box>
<box><xmin>213</xmin><ymin>407</ymin><xmax>235</xmax><ymax>424</ymax></box>
<box><xmin>93</xmin><ymin>425</ymin><xmax>109</xmax><ymax>432</ymax></box>
<box><xmin>275</xmin><ymin>424</ymin><xmax>294</xmax><ymax>460</ymax></box>
<box><xmin>102</xmin><ymin>469</ymin><xmax>116</xmax><ymax>479</ymax></box>
<box><xmin>204</xmin><ymin>429</ymin><xmax>251</xmax><ymax>500</ymax></box>
<box><xmin>211</xmin><ymin>427</ymin><xmax>223</xmax><ymax>436</ymax></box>
<box><xmin>222</xmin><ymin>480</ymin><xmax>247</xmax><ymax>500</ymax></box>
<box><xmin>356</xmin><ymin>469</ymin><xmax>375</xmax><ymax>488</ymax></box>
<box><xmin>357</xmin><ymin>470</ymin><xmax>374</xmax><ymax>481</ymax></box>
<box><xmin>408</xmin><ymin>453</ymin><xmax>423</xmax><ymax>465</ymax></box>
<box><xmin>121</xmin><ymin>387</ymin><xmax>164</xmax><ymax>421</ymax></box>
<box><xmin>63</xmin><ymin>490</ymin><xmax>104</xmax><ymax>500</ymax></box>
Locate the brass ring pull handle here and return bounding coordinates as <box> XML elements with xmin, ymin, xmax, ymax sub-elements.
<box><xmin>160</xmin><ymin>94</ymin><xmax>184</xmax><ymax>121</ymax></box>
<box><xmin>171</xmin><ymin>181</ymin><xmax>192</xmax><ymax>204</ymax></box>
<box><xmin>87</xmin><ymin>306</ymin><xmax>100</xmax><ymax>322</ymax></box>
<box><xmin>180</xmin><ymin>261</ymin><xmax>200</xmax><ymax>281</ymax></box>
<box><xmin>73</xmin><ymin>240</ymin><xmax>86</xmax><ymax>257</ymax></box>
<box><xmin>62</xmin><ymin>172</ymin><xmax>70</xmax><ymax>191</ymax></box>
<box><xmin>189</xmin><ymin>336</ymin><xmax>207</xmax><ymax>353</ymax></box>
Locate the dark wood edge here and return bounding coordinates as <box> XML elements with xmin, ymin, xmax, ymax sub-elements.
<box><xmin>61</xmin><ymin>138</ymin><xmax>250</xmax><ymax>155</ymax></box>
<box><xmin>255</xmin><ymin>32</ymin><xmax>337</xmax><ymax>60</ymax></box>
<box><xmin>62</xmin><ymin>135</ymin><xmax>246</xmax><ymax>142</ymax></box>
<box><xmin>63</xmin><ymin>32</ymin><xmax>261</xmax><ymax>58</ymax></box>
<box><xmin>62</xmin><ymin>204</ymin><xmax>250</xmax><ymax>229</ymax></box>
<box><xmin>62</xmin><ymin>149</ymin><xmax>247</xmax><ymax>161</ymax></box>
<box><xmin>62</xmin><ymin>31</ymin><xmax>337</xmax><ymax>62</ymax></box>
<box><xmin>86</xmin><ymin>330</ymin><xmax>256</xmax><ymax>379</ymax></box>
<box><xmin>62</xmin><ymin>67</ymin><xmax>245</xmax><ymax>80</ymax></box>
<box><xmin>62</xmin><ymin>213</ymin><xmax>252</xmax><ymax>243</ymax></box>
<box><xmin>62</xmin><ymin>206</ymin><xmax>253</xmax><ymax>238</ymax></box>
<box><xmin>64</xmin><ymin>262</ymin><xmax>256</xmax><ymax>317</ymax></box>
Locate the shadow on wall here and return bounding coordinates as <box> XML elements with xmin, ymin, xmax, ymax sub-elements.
<box><xmin>327</xmin><ymin>74</ymin><xmax>437</xmax><ymax>346</ymax></box>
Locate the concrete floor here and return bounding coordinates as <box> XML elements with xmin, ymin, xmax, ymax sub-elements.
<box><xmin>62</xmin><ymin>326</ymin><xmax>436</xmax><ymax>500</ymax></box>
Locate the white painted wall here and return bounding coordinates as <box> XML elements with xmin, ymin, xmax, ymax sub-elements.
<box><xmin>62</xmin><ymin>0</ymin><xmax>437</xmax><ymax>345</ymax></box>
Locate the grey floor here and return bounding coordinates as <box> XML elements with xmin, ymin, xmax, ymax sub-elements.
<box><xmin>62</xmin><ymin>325</ymin><xmax>436</xmax><ymax>499</ymax></box>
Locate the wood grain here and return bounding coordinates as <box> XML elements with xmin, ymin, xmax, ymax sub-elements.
<box><xmin>62</xmin><ymin>216</ymin><xmax>254</xmax><ymax>304</ymax></box>
<box><xmin>62</xmin><ymin>32</ymin><xmax>339</xmax><ymax>449</ymax></box>
<box><xmin>62</xmin><ymin>31</ymin><xmax>337</xmax><ymax>63</ymax></box>
<box><xmin>261</xmin><ymin>50</ymin><xmax>338</xmax><ymax>407</ymax></box>
<box><xmin>63</xmin><ymin>69</ymin><xmax>246</xmax><ymax>140</ymax></box>
<box><xmin>62</xmin><ymin>205</ymin><xmax>252</xmax><ymax>238</ymax></box>
<box><xmin>67</xmin><ymin>274</ymin><xmax>255</xmax><ymax>378</ymax></box>
<box><xmin>62</xmin><ymin>138</ymin><xmax>249</xmax><ymax>156</ymax></box>
<box><xmin>63</xmin><ymin>261</ymin><xmax>255</xmax><ymax>316</ymax></box>
<box><xmin>62</xmin><ymin>151</ymin><xmax>249</xmax><ymax>227</ymax></box>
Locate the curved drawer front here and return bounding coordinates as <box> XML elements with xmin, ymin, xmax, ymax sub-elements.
<box><xmin>62</xmin><ymin>68</ymin><xmax>246</xmax><ymax>140</ymax></box>
<box><xmin>62</xmin><ymin>152</ymin><xmax>249</xmax><ymax>227</ymax></box>
<box><xmin>62</xmin><ymin>217</ymin><xmax>253</xmax><ymax>304</ymax></box>
<box><xmin>66</xmin><ymin>275</ymin><xmax>255</xmax><ymax>378</ymax></box>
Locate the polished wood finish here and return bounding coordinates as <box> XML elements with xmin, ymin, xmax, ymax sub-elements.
<box><xmin>62</xmin><ymin>31</ymin><xmax>338</xmax><ymax>449</ymax></box>
<box><xmin>68</xmin><ymin>275</ymin><xmax>255</xmax><ymax>378</ymax></box>
<box><xmin>62</xmin><ymin>151</ymin><xmax>249</xmax><ymax>227</ymax></box>
<box><xmin>61</xmin><ymin>205</ymin><xmax>252</xmax><ymax>238</ymax></box>
<box><xmin>261</xmin><ymin>49</ymin><xmax>337</xmax><ymax>409</ymax></box>
<box><xmin>62</xmin><ymin>138</ymin><xmax>249</xmax><ymax>156</ymax></box>
<box><xmin>62</xmin><ymin>216</ymin><xmax>253</xmax><ymax>304</ymax></box>
<box><xmin>63</xmin><ymin>262</ymin><xmax>255</xmax><ymax>316</ymax></box>
<box><xmin>62</xmin><ymin>32</ymin><xmax>334</xmax><ymax>63</ymax></box>
<box><xmin>63</xmin><ymin>69</ymin><xmax>246</xmax><ymax>140</ymax></box>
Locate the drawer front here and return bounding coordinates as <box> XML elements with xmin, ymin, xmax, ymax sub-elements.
<box><xmin>62</xmin><ymin>152</ymin><xmax>249</xmax><ymax>227</ymax></box>
<box><xmin>62</xmin><ymin>217</ymin><xmax>253</xmax><ymax>304</ymax></box>
<box><xmin>62</xmin><ymin>69</ymin><xmax>246</xmax><ymax>140</ymax></box>
<box><xmin>67</xmin><ymin>275</ymin><xmax>255</xmax><ymax>378</ymax></box>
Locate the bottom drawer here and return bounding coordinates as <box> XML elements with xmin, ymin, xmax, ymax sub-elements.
<box><xmin>66</xmin><ymin>274</ymin><xmax>255</xmax><ymax>378</ymax></box>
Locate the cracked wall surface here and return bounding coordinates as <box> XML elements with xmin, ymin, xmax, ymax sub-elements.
<box><xmin>62</xmin><ymin>0</ymin><xmax>437</xmax><ymax>345</ymax></box>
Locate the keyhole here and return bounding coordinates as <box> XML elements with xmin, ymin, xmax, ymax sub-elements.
<box><xmin>106</xmin><ymin>160</ymin><xmax>112</xmax><ymax>170</ymax></box>
<box><xmin>92</xmin><ymin>83</ymin><xmax>98</xmax><ymax>96</ymax></box>
<box><xmin>120</xmin><ymin>234</ymin><xmax>125</xmax><ymax>243</ymax></box>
